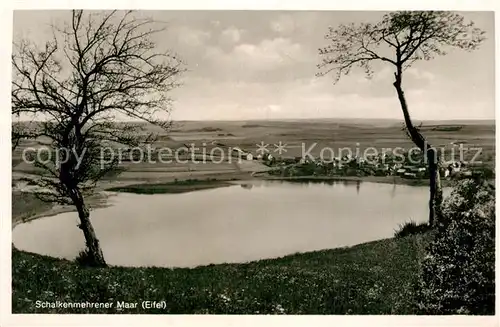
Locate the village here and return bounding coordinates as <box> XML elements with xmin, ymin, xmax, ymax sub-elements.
<box><xmin>83</xmin><ymin>139</ymin><xmax>494</xmax><ymax>183</ymax></box>
<box><xmin>254</xmin><ymin>149</ymin><xmax>491</xmax><ymax>180</ymax></box>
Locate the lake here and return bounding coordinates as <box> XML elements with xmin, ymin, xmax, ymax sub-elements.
<box><xmin>12</xmin><ymin>180</ymin><xmax>450</xmax><ymax>268</ymax></box>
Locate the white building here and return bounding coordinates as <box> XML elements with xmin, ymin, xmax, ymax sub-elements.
<box><xmin>232</xmin><ymin>147</ymin><xmax>253</xmax><ymax>160</ymax></box>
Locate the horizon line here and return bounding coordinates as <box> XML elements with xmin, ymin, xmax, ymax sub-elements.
<box><xmin>12</xmin><ymin>117</ymin><xmax>496</xmax><ymax>123</ymax></box>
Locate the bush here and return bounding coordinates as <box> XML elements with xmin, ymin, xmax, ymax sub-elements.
<box><xmin>415</xmin><ymin>179</ymin><xmax>495</xmax><ymax>314</ymax></box>
<box><xmin>394</xmin><ymin>220</ymin><xmax>431</xmax><ymax>238</ymax></box>
<box><xmin>75</xmin><ymin>248</ymin><xmax>100</xmax><ymax>268</ymax></box>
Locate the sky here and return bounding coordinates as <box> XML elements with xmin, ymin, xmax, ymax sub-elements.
<box><xmin>13</xmin><ymin>10</ymin><xmax>495</xmax><ymax>121</ymax></box>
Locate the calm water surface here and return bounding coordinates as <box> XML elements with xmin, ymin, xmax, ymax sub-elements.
<box><xmin>12</xmin><ymin>180</ymin><xmax>450</xmax><ymax>268</ymax></box>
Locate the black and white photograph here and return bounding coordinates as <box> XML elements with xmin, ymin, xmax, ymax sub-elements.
<box><xmin>2</xmin><ymin>2</ymin><xmax>497</xmax><ymax>325</ymax></box>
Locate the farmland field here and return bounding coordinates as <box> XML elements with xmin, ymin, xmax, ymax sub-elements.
<box><xmin>12</xmin><ymin>119</ymin><xmax>495</xmax><ymax>188</ymax></box>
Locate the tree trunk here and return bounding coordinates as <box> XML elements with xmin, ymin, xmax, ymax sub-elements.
<box><xmin>393</xmin><ymin>70</ymin><xmax>442</xmax><ymax>227</ymax></box>
<box><xmin>72</xmin><ymin>189</ymin><xmax>107</xmax><ymax>267</ymax></box>
<box><xmin>427</xmin><ymin>152</ymin><xmax>443</xmax><ymax>227</ymax></box>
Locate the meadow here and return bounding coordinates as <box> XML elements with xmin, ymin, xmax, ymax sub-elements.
<box><xmin>12</xmin><ymin>233</ymin><xmax>430</xmax><ymax>314</ymax></box>
<box><xmin>11</xmin><ymin>119</ymin><xmax>495</xmax><ymax>314</ymax></box>
<box><xmin>12</xmin><ymin>119</ymin><xmax>496</xmax><ymax>186</ymax></box>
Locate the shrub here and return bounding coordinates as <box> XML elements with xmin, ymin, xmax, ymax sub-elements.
<box><xmin>415</xmin><ymin>179</ymin><xmax>495</xmax><ymax>314</ymax></box>
<box><xmin>394</xmin><ymin>220</ymin><xmax>431</xmax><ymax>238</ymax></box>
<box><xmin>75</xmin><ymin>248</ymin><xmax>100</xmax><ymax>268</ymax></box>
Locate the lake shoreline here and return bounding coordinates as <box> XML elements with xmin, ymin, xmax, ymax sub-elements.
<box><xmin>105</xmin><ymin>179</ymin><xmax>234</xmax><ymax>194</ymax></box>
<box><xmin>12</xmin><ymin>174</ymin><xmax>451</xmax><ymax>230</ymax></box>
<box><xmin>259</xmin><ymin>174</ymin><xmax>457</xmax><ymax>187</ymax></box>
<box><xmin>11</xmin><ymin>179</ymin><xmax>236</xmax><ymax>229</ymax></box>
<box><xmin>11</xmin><ymin>192</ymin><xmax>114</xmax><ymax>229</ymax></box>
<box><xmin>13</xmin><ymin>178</ymin><xmax>437</xmax><ymax>269</ymax></box>
<box><xmin>12</xmin><ymin>231</ymin><xmax>432</xmax><ymax>314</ymax></box>
<box><xmin>11</xmin><ymin>176</ymin><xmax>438</xmax><ymax>314</ymax></box>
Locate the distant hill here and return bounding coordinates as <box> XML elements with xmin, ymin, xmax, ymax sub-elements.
<box><xmin>12</xmin><ymin>118</ymin><xmax>495</xmax><ymax>128</ymax></box>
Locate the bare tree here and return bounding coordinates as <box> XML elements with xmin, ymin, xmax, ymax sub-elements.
<box><xmin>12</xmin><ymin>10</ymin><xmax>185</xmax><ymax>267</ymax></box>
<box><xmin>317</xmin><ymin>11</ymin><xmax>485</xmax><ymax>226</ymax></box>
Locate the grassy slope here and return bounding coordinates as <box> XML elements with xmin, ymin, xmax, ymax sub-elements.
<box><xmin>106</xmin><ymin>179</ymin><xmax>233</xmax><ymax>194</ymax></box>
<box><xmin>12</xmin><ymin>233</ymin><xmax>431</xmax><ymax>314</ymax></box>
<box><xmin>12</xmin><ymin>191</ymin><xmax>53</xmax><ymax>224</ymax></box>
<box><xmin>12</xmin><ymin>191</ymin><xmax>109</xmax><ymax>226</ymax></box>
<box><xmin>11</xmin><ymin>182</ymin><xmax>432</xmax><ymax>314</ymax></box>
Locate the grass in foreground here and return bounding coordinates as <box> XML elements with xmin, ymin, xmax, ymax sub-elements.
<box><xmin>106</xmin><ymin>179</ymin><xmax>233</xmax><ymax>194</ymax></box>
<box><xmin>394</xmin><ymin>220</ymin><xmax>432</xmax><ymax>238</ymax></box>
<box><xmin>12</xmin><ymin>233</ymin><xmax>431</xmax><ymax>314</ymax></box>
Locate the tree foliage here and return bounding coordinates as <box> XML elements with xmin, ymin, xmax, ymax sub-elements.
<box><xmin>317</xmin><ymin>11</ymin><xmax>486</xmax><ymax>227</ymax></box>
<box><xmin>416</xmin><ymin>179</ymin><xmax>495</xmax><ymax>314</ymax></box>
<box><xmin>12</xmin><ymin>10</ymin><xmax>184</xmax><ymax>203</ymax></box>
<box><xmin>12</xmin><ymin>10</ymin><xmax>185</xmax><ymax>266</ymax></box>
<box><xmin>318</xmin><ymin>11</ymin><xmax>485</xmax><ymax>81</ymax></box>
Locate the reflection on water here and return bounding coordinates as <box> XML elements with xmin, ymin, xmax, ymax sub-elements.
<box><xmin>240</xmin><ymin>183</ymin><xmax>253</xmax><ymax>190</ymax></box>
<box><xmin>13</xmin><ymin>180</ymin><xmax>451</xmax><ymax>268</ymax></box>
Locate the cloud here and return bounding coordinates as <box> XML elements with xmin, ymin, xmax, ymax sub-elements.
<box><xmin>176</xmin><ymin>26</ymin><xmax>211</xmax><ymax>47</ymax></box>
<box><xmin>268</xmin><ymin>104</ymin><xmax>281</xmax><ymax>112</ymax></box>
<box><xmin>270</xmin><ymin>15</ymin><xmax>295</xmax><ymax>34</ymax></box>
<box><xmin>406</xmin><ymin>68</ymin><xmax>436</xmax><ymax>83</ymax></box>
<box><xmin>210</xmin><ymin>37</ymin><xmax>308</xmax><ymax>70</ymax></box>
<box><xmin>220</xmin><ymin>26</ymin><xmax>242</xmax><ymax>43</ymax></box>
<box><xmin>171</xmin><ymin>74</ymin><xmax>493</xmax><ymax>121</ymax></box>
<box><xmin>13</xmin><ymin>10</ymin><xmax>494</xmax><ymax>121</ymax></box>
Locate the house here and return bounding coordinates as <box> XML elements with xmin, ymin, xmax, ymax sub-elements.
<box><xmin>446</xmin><ymin>162</ymin><xmax>461</xmax><ymax>174</ymax></box>
<box><xmin>396</xmin><ymin>168</ymin><xmax>406</xmax><ymax>175</ymax></box>
<box><xmin>404</xmin><ymin>172</ymin><xmax>417</xmax><ymax>179</ymax></box>
<box><xmin>232</xmin><ymin>147</ymin><xmax>244</xmax><ymax>154</ymax></box>
<box><xmin>341</xmin><ymin>155</ymin><xmax>351</xmax><ymax>162</ymax></box>
<box><xmin>444</xmin><ymin>164</ymin><xmax>455</xmax><ymax>177</ymax></box>
<box><xmin>446</xmin><ymin>161</ymin><xmax>463</xmax><ymax>172</ymax></box>
<box><xmin>232</xmin><ymin>147</ymin><xmax>253</xmax><ymax>160</ymax></box>
<box><xmin>264</xmin><ymin>153</ymin><xmax>274</xmax><ymax>161</ymax></box>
